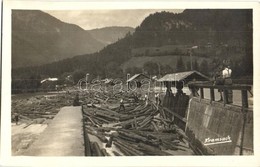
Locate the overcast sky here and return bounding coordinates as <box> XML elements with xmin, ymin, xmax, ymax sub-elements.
<box><xmin>44</xmin><ymin>9</ymin><xmax>184</xmax><ymax>30</ymax></box>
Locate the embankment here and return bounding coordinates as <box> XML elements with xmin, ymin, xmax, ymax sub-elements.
<box><xmin>186</xmin><ymin>97</ymin><xmax>253</xmax><ymax>155</ymax></box>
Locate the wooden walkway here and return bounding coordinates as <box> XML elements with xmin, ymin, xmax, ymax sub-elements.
<box><xmin>24</xmin><ymin>106</ymin><xmax>84</xmax><ymax>156</ymax></box>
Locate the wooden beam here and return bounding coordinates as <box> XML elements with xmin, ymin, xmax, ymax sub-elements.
<box><xmin>200</xmin><ymin>88</ymin><xmax>204</xmax><ymax>99</ymax></box>
<box><xmin>223</xmin><ymin>90</ymin><xmax>228</xmax><ymax>105</ymax></box>
<box><xmin>188</xmin><ymin>83</ymin><xmax>251</xmax><ymax>91</ymax></box>
<box><xmin>210</xmin><ymin>88</ymin><xmax>215</xmax><ymax>102</ymax></box>
<box><xmin>163</xmin><ymin>107</ymin><xmax>187</xmax><ymax>123</ymax></box>
<box><xmin>241</xmin><ymin>90</ymin><xmax>249</xmax><ymax>108</ymax></box>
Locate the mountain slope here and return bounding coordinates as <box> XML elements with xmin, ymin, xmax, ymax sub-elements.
<box><xmin>12</xmin><ymin>9</ymin><xmax>253</xmax><ymax>86</ymax></box>
<box><xmin>12</xmin><ymin>10</ymin><xmax>136</xmax><ymax>68</ymax></box>
<box><xmin>88</xmin><ymin>26</ymin><xmax>134</xmax><ymax>45</ymax></box>
<box><xmin>12</xmin><ymin>10</ymin><xmax>102</xmax><ymax>68</ymax></box>
<box><xmin>132</xmin><ymin>10</ymin><xmax>252</xmax><ymax>48</ymax></box>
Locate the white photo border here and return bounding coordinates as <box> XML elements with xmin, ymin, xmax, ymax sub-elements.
<box><xmin>1</xmin><ymin>1</ymin><xmax>260</xmax><ymax>167</ymax></box>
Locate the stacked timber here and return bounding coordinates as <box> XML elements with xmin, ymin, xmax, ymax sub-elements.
<box><xmin>11</xmin><ymin>93</ymin><xmax>75</xmax><ymax>125</ymax></box>
<box><xmin>82</xmin><ymin>96</ymin><xmax>194</xmax><ymax>156</ymax></box>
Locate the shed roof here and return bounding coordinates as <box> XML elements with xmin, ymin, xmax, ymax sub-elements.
<box><xmin>41</xmin><ymin>78</ymin><xmax>58</xmax><ymax>84</ymax></box>
<box><xmin>157</xmin><ymin>71</ymin><xmax>209</xmax><ymax>82</ymax></box>
<box><xmin>127</xmin><ymin>73</ymin><xmax>150</xmax><ymax>82</ymax></box>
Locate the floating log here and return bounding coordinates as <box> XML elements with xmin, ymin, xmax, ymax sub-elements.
<box><xmin>118</xmin><ymin>130</ymin><xmax>147</xmax><ymax>143</ymax></box>
<box><xmin>95</xmin><ymin>112</ymin><xmax>120</xmax><ymax>121</ymax></box>
<box><xmin>151</xmin><ymin>121</ymin><xmax>159</xmax><ymax>131</ymax></box>
<box><xmin>23</xmin><ymin>120</ymin><xmax>35</xmax><ymax>129</ymax></box>
<box><xmin>113</xmin><ymin>116</ymin><xmax>146</xmax><ymax>127</ymax></box>
<box><xmin>92</xmin><ymin>142</ymin><xmax>102</xmax><ymax>156</ymax></box>
<box><xmin>114</xmin><ymin>141</ymin><xmax>140</xmax><ymax>156</ymax></box>
<box><xmin>79</xmin><ymin>92</ymin><xmax>194</xmax><ymax>156</ymax></box>
<box><xmin>112</xmin><ymin>151</ymin><xmax>122</xmax><ymax>156</ymax></box>
<box><xmin>113</xmin><ymin>142</ymin><xmax>132</xmax><ymax>156</ymax></box>
<box><xmin>138</xmin><ymin>143</ymin><xmax>171</xmax><ymax>156</ymax></box>
<box><xmin>96</xmin><ymin>134</ymin><xmax>108</xmax><ymax>143</ymax></box>
<box><xmin>118</xmin><ymin>134</ymin><xmax>137</xmax><ymax>143</ymax></box>
<box><xmin>91</xmin><ymin>116</ymin><xmax>110</xmax><ymax>124</ymax></box>
<box><xmin>18</xmin><ymin>115</ymin><xmax>33</xmax><ymax>120</ymax></box>
<box><xmin>86</xmin><ymin>116</ymin><xmax>98</xmax><ymax>127</ymax></box>
<box><xmin>115</xmin><ymin>138</ymin><xmax>144</xmax><ymax>156</ymax></box>
<box><xmin>138</xmin><ymin>116</ymin><xmax>152</xmax><ymax>128</ymax></box>
<box><xmin>101</xmin><ymin>149</ymin><xmax>110</xmax><ymax>156</ymax></box>
<box><xmin>94</xmin><ymin>105</ymin><xmax>127</xmax><ymax>117</ymax></box>
<box><xmin>162</xmin><ymin>141</ymin><xmax>180</xmax><ymax>151</ymax></box>
<box><xmin>85</xmin><ymin>129</ymin><xmax>108</xmax><ymax>143</ymax></box>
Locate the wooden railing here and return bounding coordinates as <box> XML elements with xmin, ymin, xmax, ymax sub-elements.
<box><xmin>188</xmin><ymin>82</ymin><xmax>252</xmax><ymax>108</ymax></box>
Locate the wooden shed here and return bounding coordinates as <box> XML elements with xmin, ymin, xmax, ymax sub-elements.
<box><xmin>158</xmin><ymin>71</ymin><xmax>209</xmax><ymax>85</ymax></box>
<box><xmin>127</xmin><ymin>73</ymin><xmax>150</xmax><ymax>89</ymax></box>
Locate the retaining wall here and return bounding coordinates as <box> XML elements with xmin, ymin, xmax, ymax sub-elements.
<box><xmin>185</xmin><ymin>97</ymin><xmax>253</xmax><ymax>155</ymax></box>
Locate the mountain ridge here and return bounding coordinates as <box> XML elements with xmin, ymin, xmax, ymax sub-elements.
<box><xmin>12</xmin><ymin>10</ymin><xmax>134</xmax><ymax>68</ymax></box>
<box><xmin>88</xmin><ymin>26</ymin><xmax>134</xmax><ymax>45</ymax></box>
<box><xmin>12</xmin><ymin>9</ymin><xmax>253</xmax><ymax>93</ymax></box>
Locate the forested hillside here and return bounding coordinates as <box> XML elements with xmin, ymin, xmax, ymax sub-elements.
<box><xmin>12</xmin><ymin>9</ymin><xmax>253</xmax><ymax>93</ymax></box>
<box><xmin>12</xmin><ymin>10</ymin><xmax>134</xmax><ymax>68</ymax></box>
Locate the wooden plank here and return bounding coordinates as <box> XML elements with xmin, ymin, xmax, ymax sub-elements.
<box><xmin>163</xmin><ymin>107</ymin><xmax>187</xmax><ymax>123</ymax></box>
<box><xmin>188</xmin><ymin>83</ymin><xmax>251</xmax><ymax>91</ymax></box>
<box><xmin>137</xmin><ymin>143</ymin><xmax>172</xmax><ymax>155</ymax></box>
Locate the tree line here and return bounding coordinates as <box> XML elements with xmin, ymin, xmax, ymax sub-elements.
<box><xmin>12</xmin><ymin>10</ymin><xmax>253</xmax><ymax>93</ymax></box>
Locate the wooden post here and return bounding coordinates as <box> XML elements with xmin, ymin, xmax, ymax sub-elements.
<box><xmin>223</xmin><ymin>89</ymin><xmax>228</xmax><ymax>105</ymax></box>
<box><xmin>241</xmin><ymin>90</ymin><xmax>248</xmax><ymax>108</ymax></box>
<box><xmin>200</xmin><ymin>88</ymin><xmax>204</xmax><ymax>99</ymax></box>
<box><xmin>190</xmin><ymin>87</ymin><xmax>194</xmax><ymax>96</ymax></box>
<box><xmin>240</xmin><ymin>112</ymin><xmax>247</xmax><ymax>155</ymax></box>
<box><xmin>240</xmin><ymin>90</ymin><xmax>248</xmax><ymax>155</ymax></box>
<box><xmin>210</xmin><ymin>88</ymin><xmax>215</xmax><ymax>102</ymax></box>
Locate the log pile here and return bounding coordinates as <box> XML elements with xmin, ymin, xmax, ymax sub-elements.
<box><xmin>11</xmin><ymin>89</ymin><xmax>130</xmax><ymax>126</ymax></box>
<box><xmin>12</xmin><ymin>93</ymin><xmax>75</xmax><ymax>125</ymax></box>
<box><xmin>80</xmin><ymin>91</ymin><xmax>138</xmax><ymax>106</ymax></box>
<box><xmin>82</xmin><ymin>93</ymin><xmax>194</xmax><ymax>156</ymax></box>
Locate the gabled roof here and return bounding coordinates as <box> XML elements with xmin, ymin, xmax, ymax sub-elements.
<box><xmin>127</xmin><ymin>73</ymin><xmax>150</xmax><ymax>82</ymax></box>
<box><xmin>157</xmin><ymin>70</ymin><xmax>209</xmax><ymax>82</ymax></box>
<box><xmin>41</xmin><ymin>78</ymin><xmax>58</xmax><ymax>84</ymax></box>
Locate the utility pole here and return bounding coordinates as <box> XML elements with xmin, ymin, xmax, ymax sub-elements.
<box><xmin>190</xmin><ymin>49</ymin><xmax>193</xmax><ymax>71</ymax></box>
<box><xmin>157</xmin><ymin>63</ymin><xmax>161</xmax><ymax>78</ymax></box>
<box><xmin>189</xmin><ymin>46</ymin><xmax>198</xmax><ymax>71</ymax></box>
<box><xmin>127</xmin><ymin>73</ymin><xmax>130</xmax><ymax>91</ymax></box>
<box><xmin>86</xmin><ymin>73</ymin><xmax>89</xmax><ymax>90</ymax></box>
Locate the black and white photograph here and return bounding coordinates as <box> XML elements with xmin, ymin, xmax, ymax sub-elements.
<box><xmin>1</xmin><ymin>1</ymin><xmax>260</xmax><ymax>167</ymax></box>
